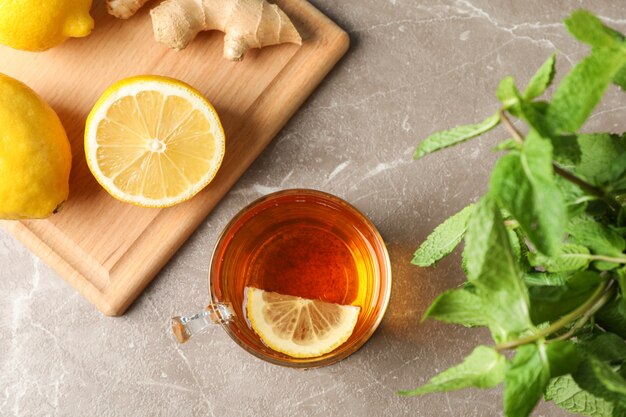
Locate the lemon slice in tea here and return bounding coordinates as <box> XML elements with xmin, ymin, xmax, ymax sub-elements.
<box><xmin>246</xmin><ymin>287</ymin><xmax>361</xmax><ymax>358</ymax></box>
<box><xmin>85</xmin><ymin>75</ymin><xmax>225</xmax><ymax>208</ymax></box>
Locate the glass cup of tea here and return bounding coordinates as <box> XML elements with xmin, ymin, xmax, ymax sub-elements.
<box><xmin>172</xmin><ymin>189</ymin><xmax>391</xmax><ymax>368</ymax></box>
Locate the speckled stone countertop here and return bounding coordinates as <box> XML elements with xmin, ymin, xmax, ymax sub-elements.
<box><xmin>2</xmin><ymin>1</ymin><xmax>626</xmax><ymax>416</ymax></box>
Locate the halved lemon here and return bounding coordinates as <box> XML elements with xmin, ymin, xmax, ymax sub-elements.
<box><xmin>85</xmin><ymin>75</ymin><xmax>225</xmax><ymax>207</ymax></box>
<box><xmin>246</xmin><ymin>287</ymin><xmax>361</xmax><ymax>358</ymax></box>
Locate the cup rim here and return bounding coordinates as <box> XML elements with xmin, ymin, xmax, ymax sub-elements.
<box><xmin>208</xmin><ymin>188</ymin><xmax>392</xmax><ymax>368</ymax></box>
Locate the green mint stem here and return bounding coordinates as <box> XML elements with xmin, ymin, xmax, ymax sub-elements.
<box><xmin>499</xmin><ymin>110</ymin><xmax>622</xmax><ymax>212</ymax></box>
<box><xmin>494</xmin><ymin>280</ymin><xmax>613</xmax><ymax>351</ymax></box>
<box><xmin>498</xmin><ymin>110</ymin><xmax>525</xmax><ymax>145</ymax></box>
<box><xmin>553</xmin><ymin>286</ymin><xmax>616</xmax><ymax>341</ymax></box>
<box><xmin>504</xmin><ymin>219</ymin><xmax>520</xmax><ymax>229</ymax></box>
<box><xmin>552</xmin><ymin>164</ymin><xmax>621</xmax><ymax>212</ymax></box>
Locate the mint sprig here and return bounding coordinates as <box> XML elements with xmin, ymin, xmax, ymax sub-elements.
<box><xmin>403</xmin><ymin>10</ymin><xmax>626</xmax><ymax>417</ymax></box>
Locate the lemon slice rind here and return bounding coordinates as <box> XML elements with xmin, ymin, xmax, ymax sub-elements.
<box><xmin>246</xmin><ymin>287</ymin><xmax>360</xmax><ymax>359</ymax></box>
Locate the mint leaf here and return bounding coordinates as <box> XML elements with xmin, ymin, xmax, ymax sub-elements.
<box><xmin>551</xmin><ymin>135</ymin><xmax>582</xmax><ymax>166</ymax></box>
<box><xmin>510</xmin><ymin>227</ymin><xmax>531</xmax><ymax>270</ymax></box>
<box><xmin>528</xmin><ymin>271</ymin><xmax>601</xmax><ymax>325</ymax></box>
<box><xmin>596</xmin><ymin>297</ymin><xmax>626</xmax><ymax>338</ymax></box>
<box><xmin>609</xmin><ymin>153</ymin><xmax>626</xmax><ymax>185</ymax></box>
<box><xmin>518</xmin><ymin>99</ymin><xmax>554</xmax><ymax>137</ymax></box>
<box><xmin>617</xmin><ymin>267</ymin><xmax>626</xmax><ymax>298</ymax></box>
<box><xmin>532</xmin><ymin>100</ymin><xmax>550</xmax><ymax>114</ymax></box>
<box><xmin>463</xmin><ymin>197</ymin><xmax>519</xmax><ymax>290</ymax></box>
<box><xmin>573</xmin><ymin>356</ymin><xmax>626</xmax><ymax>406</ymax></box>
<box><xmin>505</xmin><ymin>341</ymin><xmax>580</xmax><ymax>417</ymax></box>
<box><xmin>412</xmin><ymin>204</ymin><xmax>474</xmax><ymax>266</ymax></box>
<box><xmin>546</xmin><ymin>375</ymin><xmax>615</xmax><ymax>417</ymax></box>
<box><xmin>567</xmin><ymin>215</ymin><xmax>626</xmax><ymax>257</ymax></box>
<box><xmin>556</xmin><ymin>170</ymin><xmax>586</xmax><ymax>207</ymax></box>
<box><xmin>609</xmin><ymin>403</ymin><xmax>626</xmax><ymax>416</ymax></box>
<box><xmin>494</xmin><ymin>138</ymin><xmax>521</xmax><ymax>151</ymax></box>
<box><xmin>504</xmin><ymin>343</ymin><xmax>551</xmax><ymax>417</ymax></box>
<box><xmin>497</xmin><ymin>76</ymin><xmax>520</xmax><ymax>108</ymax></box>
<box><xmin>615</xmin><ymin>64</ymin><xmax>626</xmax><ymax>90</ymax></box>
<box><xmin>529</xmin><ymin>243</ymin><xmax>590</xmax><ymax>272</ymax></box>
<box><xmin>565</xmin><ymin>10</ymin><xmax>625</xmax><ymax>48</ymax></box>
<box><xmin>524</xmin><ymin>54</ymin><xmax>557</xmax><ymax>100</ymax></box>
<box><xmin>398</xmin><ymin>346</ymin><xmax>505</xmax><ymax>396</ymax></box>
<box><xmin>547</xmin><ymin>48</ymin><xmax>626</xmax><ymax>133</ymax></box>
<box><xmin>423</xmin><ymin>288</ymin><xmax>489</xmax><ymax>326</ymax></box>
<box><xmin>593</xmin><ymin>260</ymin><xmax>621</xmax><ymax>271</ymax></box>
<box><xmin>496</xmin><ymin>78</ymin><xmax>553</xmax><ymax>136</ymax></box>
<box><xmin>548</xmin><ymin>340</ymin><xmax>583</xmax><ymax>378</ymax></box>
<box><xmin>463</xmin><ymin>197</ymin><xmax>533</xmax><ymax>342</ymax></box>
<box><xmin>575</xmin><ymin>133</ymin><xmax>626</xmax><ymax>186</ymax></box>
<box><xmin>490</xmin><ymin>131</ymin><xmax>565</xmax><ymax>255</ymax></box>
<box><xmin>414</xmin><ymin>113</ymin><xmax>500</xmax><ymax>159</ymax></box>
<box><xmin>423</xmin><ymin>288</ymin><xmax>515</xmax><ymax>340</ymax></box>
<box><xmin>524</xmin><ymin>271</ymin><xmax>573</xmax><ymax>287</ymax></box>
<box><xmin>580</xmin><ymin>333</ymin><xmax>626</xmax><ymax>364</ymax></box>
<box><xmin>608</xmin><ymin>151</ymin><xmax>626</xmax><ymax>195</ymax></box>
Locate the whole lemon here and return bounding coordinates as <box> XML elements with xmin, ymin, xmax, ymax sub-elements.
<box><xmin>0</xmin><ymin>74</ymin><xmax>72</xmax><ymax>219</ymax></box>
<box><xmin>0</xmin><ymin>0</ymin><xmax>94</xmax><ymax>51</ymax></box>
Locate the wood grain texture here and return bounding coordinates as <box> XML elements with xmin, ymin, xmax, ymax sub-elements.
<box><xmin>0</xmin><ymin>0</ymin><xmax>349</xmax><ymax>316</ymax></box>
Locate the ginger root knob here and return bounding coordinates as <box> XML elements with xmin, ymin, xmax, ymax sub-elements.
<box><xmin>106</xmin><ymin>0</ymin><xmax>151</xmax><ymax>19</ymax></box>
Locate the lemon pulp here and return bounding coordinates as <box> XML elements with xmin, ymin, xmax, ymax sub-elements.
<box><xmin>85</xmin><ymin>76</ymin><xmax>225</xmax><ymax>207</ymax></box>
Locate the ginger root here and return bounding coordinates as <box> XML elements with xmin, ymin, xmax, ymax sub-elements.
<box><xmin>107</xmin><ymin>0</ymin><xmax>302</xmax><ymax>61</ymax></box>
<box><xmin>107</xmin><ymin>0</ymin><xmax>151</xmax><ymax>19</ymax></box>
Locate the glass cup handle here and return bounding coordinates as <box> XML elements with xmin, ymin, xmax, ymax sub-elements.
<box><xmin>171</xmin><ymin>302</ymin><xmax>234</xmax><ymax>344</ymax></box>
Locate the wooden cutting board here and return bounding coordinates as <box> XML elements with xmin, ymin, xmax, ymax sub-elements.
<box><xmin>0</xmin><ymin>0</ymin><xmax>348</xmax><ymax>316</ymax></box>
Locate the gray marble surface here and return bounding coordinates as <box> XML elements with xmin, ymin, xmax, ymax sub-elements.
<box><xmin>2</xmin><ymin>1</ymin><xmax>626</xmax><ymax>416</ymax></box>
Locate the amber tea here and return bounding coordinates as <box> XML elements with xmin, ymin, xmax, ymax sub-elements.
<box><xmin>211</xmin><ymin>189</ymin><xmax>391</xmax><ymax>366</ymax></box>
<box><xmin>173</xmin><ymin>189</ymin><xmax>391</xmax><ymax>368</ymax></box>
<box><xmin>248</xmin><ymin>219</ymin><xmax>361</xmax><ymax>305</ymax></box>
